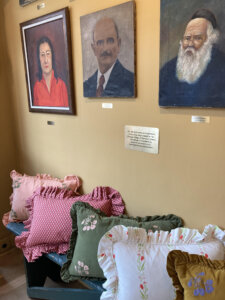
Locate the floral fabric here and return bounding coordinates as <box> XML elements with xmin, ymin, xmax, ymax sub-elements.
<box><xmin>97</xmin><ymin>224</ymin><xmax>225</xmax><ymax>300</ymax></box>
<box><xmin>167</xmin><ymin>250</ymin><xmax>225</xmax><ymax>300</ymax></box>
<box><xmin>14</xmin><ymin>185</ymin><xmax>123</xmax><ymax>262</ymax></box>
<box><xmin>8</xmin><ymin>170</ymin><xmax>81</xmax><ymax>222</ymax></box>
<box><xmin>60</xmin><ymin>201</ymin><xmax>183</xmax><ymax>282</ymax></box>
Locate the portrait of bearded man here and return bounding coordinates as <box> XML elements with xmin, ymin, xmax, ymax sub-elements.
<box><xmin>159</xmin><ymin>8</ymin><xmax>225</xmax><ymax>107</ymax></box>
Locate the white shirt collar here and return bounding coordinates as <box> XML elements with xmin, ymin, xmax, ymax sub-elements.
<box><xmin>97</xmin><ymin>61</ymin><xmax>116</xmax><ymax>89</ymax></box>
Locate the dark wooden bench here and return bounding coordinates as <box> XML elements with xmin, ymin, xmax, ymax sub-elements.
<box><xmin>6</xmin><ymin>222</ymin><xmax>104</xmax><ymax>300</ymax></box>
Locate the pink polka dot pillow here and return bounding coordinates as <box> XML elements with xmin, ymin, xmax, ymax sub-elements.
<box><xmin>8</xmin><ymin>170</ymin><xmax>81</xmax><ymax>223</ymax></box>
<box><xmin>15</xmin><ymin>186</ymin><xmax>125</xmax><ymax>262</ymax></box>
<box><xmin>73</xmin><ymin>186</ymin><xmax>125</xmax><ymax>217</ymax></box>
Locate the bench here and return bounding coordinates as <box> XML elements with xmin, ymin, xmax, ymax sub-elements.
<box><xmin>6</xmin><ymin>222</ymin><xmax>105</xmax><ymax>300</ymax></box>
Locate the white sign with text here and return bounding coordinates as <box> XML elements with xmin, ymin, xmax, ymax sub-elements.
<box><xmin>125</xmin><ymin>125</ymin><xmax>159</xmax><ymax>154</ymax></box>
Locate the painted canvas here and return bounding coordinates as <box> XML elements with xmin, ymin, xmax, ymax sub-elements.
<box><xmin>20</xmin><ymin>8</ymin><xmax>75</xmax><ymax>114</ymax></box>
<box><xmin>80</xmin><ymin>1</ymin><xmax>136</xmax><ymax>98</ymax></box>
<box><xmin>159</xmin><ymin>0</ymin><xmax>225</xmax><ymax>107</ymax></box>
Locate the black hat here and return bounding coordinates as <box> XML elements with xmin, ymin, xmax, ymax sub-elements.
<box><xmin>191</xmin><ymin>9</ymin><xmax>217</xmax><ymax>29</ymax></box>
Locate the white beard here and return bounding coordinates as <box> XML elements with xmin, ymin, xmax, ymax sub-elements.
<box><xmin>176</xmin><ymin>40</ymin><xmax>213</xmax><ymax>84</ymax></box>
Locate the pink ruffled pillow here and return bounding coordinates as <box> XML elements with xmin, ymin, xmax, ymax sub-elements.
<box><xmin>8</xmin><ymin>170</ymin><xmax>81</xmax><ymax>223</ymax></box>
<box><xmin>15</xmin><ymin>186</ymin><xmax>125</xmax><ymax>262</ymax></box>
<box><xmin>74</xmin><ymin>186</ymin><xmax>125</xmax><ymax>216</ymax></box>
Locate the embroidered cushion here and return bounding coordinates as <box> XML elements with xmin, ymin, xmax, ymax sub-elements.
<box><xmin>60</xmin><ymin>201</ymin><xmax>183</xmax><ymax>282</ymax></box>
<box><xmin>15</xmin><ymin>186</ymin><xmax>124</xmax><ymax>262</ymax></box>
<box><xmin>167</xmin><ymin>250</ymin><xmax>225</xmax><ymax>300</ymax></box>
<box><xmin>8</xmin><ymin>170</ymin><xmax>81</xmax><ymax>222</ymax></box>
<box><xmin>97</xmin><ymin>224</ymin><xmax>225</xmax><ymax>300</ymax></box>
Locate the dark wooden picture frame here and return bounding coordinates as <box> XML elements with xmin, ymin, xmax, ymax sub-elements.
<box><xmin>19</xmin><ymin>0</ymin><xmax>38</xmax><ymax>7</ymax></box>
<box><xmin>20</xmin><ymin>7</ymin><xmax>75</xmax><ymax>114</ymax></box>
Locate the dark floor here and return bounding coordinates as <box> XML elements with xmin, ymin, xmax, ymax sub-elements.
<box><xmin>0</xmin><ymin>247</ymin><xmax>87</xmax><ymax>300</ymax></box>
<box><xmin>0</xmin><ymin>247</ymin><xmax>30</xmax><ymax>299</ymax></box>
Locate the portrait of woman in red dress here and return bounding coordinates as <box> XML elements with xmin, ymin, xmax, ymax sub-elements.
<box><xmin>20</xmin><ymin>8</ymin><xmax>75</xmax><ymax>114</ymax></box>
<box><xmin>33</xmin><ymin>36</ymin><xmax>69</xmax><ymax>107</ymax></box>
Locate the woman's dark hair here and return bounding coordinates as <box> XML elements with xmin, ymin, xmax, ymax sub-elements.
<box><xmin>36</xmin><ymin>36</ymin><xmax>58</xmax><ymax>81</ymax></box>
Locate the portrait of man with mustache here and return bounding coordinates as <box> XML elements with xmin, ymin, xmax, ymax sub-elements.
<box><xmin>159</xmin><ymin>8</ymin><xmax>225</xmax><ymax>107</ymax></box>
<box><xmin>83</xmin><ymin>16</ymin><xmax>135</xmax><ymax>98</ymax></box>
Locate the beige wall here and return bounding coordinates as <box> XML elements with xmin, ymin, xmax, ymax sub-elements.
<box><xmin>2</xmin><ymin>0</ymin><xmax>225</xmax><ymax>231</ymax></box>
<box><xmin>0</xmin><ymin>1</ymin><xmax>18</xmax><ymax>238</ymax></box>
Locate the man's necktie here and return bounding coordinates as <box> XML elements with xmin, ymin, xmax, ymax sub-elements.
<box><xmin>96</xmin><ymin>74</ymin><xmax>105</xmax><ymax>97</ymax></box>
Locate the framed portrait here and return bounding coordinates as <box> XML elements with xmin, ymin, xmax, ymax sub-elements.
<box><xmin>19</xmin><ymin>0</ymin><xmax>38</xmax><ymax>6</ymax></box>
<box><xmin>20</xmin><ymin>7</ymin><xmax>75</xmax><ymax>114</ymax></box>
<box><xmin>159</xmin><ymin>0</ymin><xmax>225</xmax><ymax>108</ymax></box>
<box><xmin>80</xmin><ymin>1</ymin><xmax>136</xmax><ymax>98</ymax></box>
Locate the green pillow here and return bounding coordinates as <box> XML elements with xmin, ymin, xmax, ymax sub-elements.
<box><xmin>61</xmin><ymin>201</ymin><xmax>183</xmax><ymax>282</ymax></box>
<box><xmin>167</xmin><ymin>250</ymin><xmax>225</xmax><ymax>300</ymax></box>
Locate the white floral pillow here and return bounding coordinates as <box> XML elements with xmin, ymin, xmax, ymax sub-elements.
<box><xmin>98</xmin><ymin>224</ymin><xmax>225</xmax><ymax>300</ymax></box>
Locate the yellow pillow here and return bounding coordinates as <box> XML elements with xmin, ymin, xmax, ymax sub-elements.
<box><xmin>167</xmin><ymin>250</ymin><xmax>225</xmax><ymax>300</ymax></box>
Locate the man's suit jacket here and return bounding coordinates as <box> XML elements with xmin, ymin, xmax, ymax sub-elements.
<box><xmin>83</xmin><ymin>60</ymin><xmax>135</xmax><ymax>98</ymax></box>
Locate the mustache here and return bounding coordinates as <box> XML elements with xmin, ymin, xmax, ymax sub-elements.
<box><xmin>184</xmin><ymin>47</ymin><xmax>195</xmax><ymax>54</ymax></box>
<box><xmin>100</xmin><ymin>51</ymin><xmax>112</xmax><ymax>57</ymax></box>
